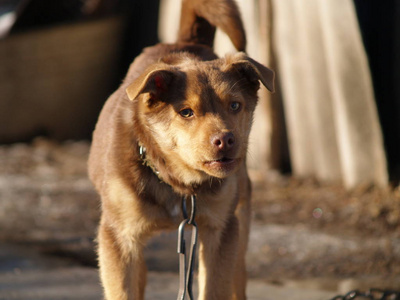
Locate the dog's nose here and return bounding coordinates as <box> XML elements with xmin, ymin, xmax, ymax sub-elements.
<box><xmin>211</xmin><ymin>132</ymin><xmax>235</xmax><ymax>150</ymax></box>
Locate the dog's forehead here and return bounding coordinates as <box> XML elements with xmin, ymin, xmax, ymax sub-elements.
<box><xmin>170</xmin><ymin>61</ymin><xmax>243</xmax><ymax>116</ymax></box>
<box><xmin>178</xmin><ymin>59</ymin><xmax>234</xmax><ymax>94</ymax></box>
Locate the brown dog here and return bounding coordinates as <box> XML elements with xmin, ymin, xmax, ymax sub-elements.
<box><xmin>88</xmin><ymin>0</ymin><xmax>274</xmax><ymax>299</ymax></box>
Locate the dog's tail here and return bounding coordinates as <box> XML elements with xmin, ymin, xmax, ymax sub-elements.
<box><xmin>177</xmin><ymin>0</ymin><xmax>246</xmax><ymax>52</ymax></box>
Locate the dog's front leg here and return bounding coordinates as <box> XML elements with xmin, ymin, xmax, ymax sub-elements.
<box><xmin>98</xmin><ymin>222</ymin><xmax>147</xmax><ymax>300</ymax></box>
<box><xmin>233</xmin><ymin>197</ymin><xmax>251</xmax><ymax>300</ymax></box>
<box><xmin>197</xmin><ymin>215</ymin><xmax>240</xmax><ymax>300</ymax></box>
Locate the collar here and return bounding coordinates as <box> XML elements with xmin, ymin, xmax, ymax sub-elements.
<box><xmin>138</xmin><ymin>143</ymin><xmax>162</xmax><ymax>178</ymax></box>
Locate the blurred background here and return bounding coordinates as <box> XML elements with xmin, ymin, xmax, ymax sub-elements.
<box><xmin>0</xmin><ymin>0</ymin><xmax>400</xmax><ymax>299</ymax></box>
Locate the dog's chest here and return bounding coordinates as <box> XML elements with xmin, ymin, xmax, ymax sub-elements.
<box><xmin>169</xmin><ymin>202</ymin><xmax>181</xmax><ymax>218</ymax></box>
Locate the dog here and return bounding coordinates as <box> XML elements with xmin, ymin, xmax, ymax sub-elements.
<box><xmin>88</xmin><ymin>0</ymin><xmax>274</xmax><ymax>299</ymax></box>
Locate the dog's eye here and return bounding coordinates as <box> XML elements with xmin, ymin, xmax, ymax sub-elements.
<box><xmin>230</xmin><ymin>102</ymin><xmax>241</xmax><ymax>111</ymax></box>
<box><xmin>179</xmin><ymin>108</ymin><xmax>194</xmax><ymax>118</ymax></box>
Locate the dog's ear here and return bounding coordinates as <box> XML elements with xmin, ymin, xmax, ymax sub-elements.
<box><xmin>228</xmin><ymin>53</ymin><xmax>275</xmax><ymax>93</ymax></box>
<box><xmin>126</xmin><ymin>68</ymin><xmax>175</xmax><ymax>102</ymax></box>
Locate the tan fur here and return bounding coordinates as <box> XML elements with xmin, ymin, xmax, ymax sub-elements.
<box><xmin>88</xmin><ymin>0</ymin><xmax>274</xmax><ymax>299</ymax></box>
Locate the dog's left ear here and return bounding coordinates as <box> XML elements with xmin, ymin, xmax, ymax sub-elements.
<box><xmin>126</xmin><ymin>68</ymin><xmax>175</xmax><ymax>101</ymax></box>
<box><xmin>228</xmin><ymin>52</ymin><xmax>275</xmax><ymax>93</ymax></box>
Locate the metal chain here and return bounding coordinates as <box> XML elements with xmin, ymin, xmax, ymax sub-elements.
<box><xmin>175</xmin><ymin>195</ymin><xmax>400</xmax><ymax>300</ymax></box>
<box><xmin>177</xmin><ymin>195</ymin><xmax>198</xmax><ymax>300</ymax></box>
<box><xmin>330</xmin><ymin>289</ymin><xmax>400</xmax><ymax>300</ymax></box>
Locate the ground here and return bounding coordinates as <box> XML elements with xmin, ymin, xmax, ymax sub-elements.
<box><xmin>251</xmin><ymin>173</ymin><xmax>400</xmax><ymax>282</ymax></box>
<box><xmin>0</xmin><ymin>138</ymin><xmax>399</xmax><ymax>295</ymax></box>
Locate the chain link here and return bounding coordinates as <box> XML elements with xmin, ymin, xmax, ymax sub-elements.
<box><xmin>330</xmin><ymin>289</ymin><xmax>400</xmax><ymax>300</ymax></box>
<box><xmin>177</xmin><ymin>195</ymin><xmax>198</xmax><ymax>300</ymax></box>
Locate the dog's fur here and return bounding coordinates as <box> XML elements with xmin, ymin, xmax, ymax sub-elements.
<box><xmin>88</xmin><ymin>0</ymin><xmax>274</xmax><ymax>299</ymax></box>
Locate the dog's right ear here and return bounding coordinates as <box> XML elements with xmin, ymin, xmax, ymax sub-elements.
<box><xmin>226</xmin><ymin>52</ymin><xmax>275</xmax><ymax>93</ymax></box>
<box><xmin>126</xmin><ymin>69</ymin><xmax>175</xmax><ymax>102</ymax></box>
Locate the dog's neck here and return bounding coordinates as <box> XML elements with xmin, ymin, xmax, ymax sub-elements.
<box><xmin>136</xmin><ymin>141</ymin><xmax>224</xmax><ymax>196</ymax></box>
<box><xmin>137</xmin><ymin>141</ymin><xmax>195</xmax><ymax>194</ymax></box>
<box><xmin>138</xmin><ymin>143</ymin><xmax>162</xmax><ymax>180</ymax></box>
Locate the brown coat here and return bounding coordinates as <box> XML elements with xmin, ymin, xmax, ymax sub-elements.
<box><xmin>88</xmin><ymin>1</ymin><xmax>274</xmax><ymax>299</ymax></box>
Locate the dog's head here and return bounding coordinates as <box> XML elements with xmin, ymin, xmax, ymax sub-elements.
<box><xmin>126</xmin><ymin>52</ymin><xmax>274</xmax><ymax>188</ymax></box>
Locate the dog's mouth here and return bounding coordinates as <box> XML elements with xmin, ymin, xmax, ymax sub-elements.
<box><xmin>205</xmin><ymin>157</ymin><xmax>234</xmax><ymax>165</ymax></box>
<box><xmin>203</xmin><ymin>157</ymin><xmax>238</xmax><ymax>176</ymax></box>
<box><xmin>216</xmin><ymin>157</ymin><xmax>234</xmax><ymax>163</ymax></box>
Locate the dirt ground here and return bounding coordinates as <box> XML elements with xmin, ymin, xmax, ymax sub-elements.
<box><xmin>0</xmin><ymin>138</ymin><xmax>399</xmax><ymax>288</ymax></box>
<box><xmin>252</xmin><ymin>172</ymin><xmax>400</xmax><ymax>238</ymax></box>
<box><xmin>250</xmin><ymin>172</ymin><xmax>400</xmax><ymax>282</ymax></box>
